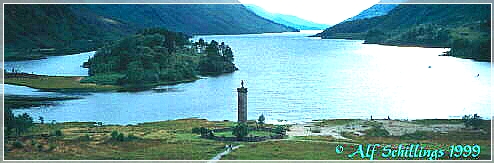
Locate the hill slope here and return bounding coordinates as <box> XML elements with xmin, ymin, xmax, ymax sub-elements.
<box><xmin>317</xmin><ymin>4</ymin><xmax>491</xmax><ymax>61</ymax></box>
<box><xmin>343</xmin><ymin>4</ymin><xmax>398</xmax><ymax>22</ymax></box>
<box><xmin>244</xmin><ymin>4</ymin><xmax>329</xmax><ymax>30</ymax></box>
<box><xmin>4</xmin><ymin>4</ymin><xmax>297</xmax><ymax>61</ymax></box>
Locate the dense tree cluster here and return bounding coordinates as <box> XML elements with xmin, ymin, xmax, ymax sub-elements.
<box><xmin>85</xmin><ymin>28</ymin><xmax>237</xmax><ymax>85</ymax></box>
<box><xmin>462</xmin><ymin>114</ymin><xmax>483</xmax><ymax>129</ymax></box>
<box><xmin>5</xmin><ymin>108</ymin><xmax>34</xmax><ymax>137</ymax></box>
<box><xmin>198</xmin><ymin>40</ymin><xmax>237</xmax><ymax>75</ymax></box>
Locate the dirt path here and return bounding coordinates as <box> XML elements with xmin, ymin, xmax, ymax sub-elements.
<box><xmin>209</xmin><ymin>145</ymin><xmax>243</xmax><ymax>162</ymax></box>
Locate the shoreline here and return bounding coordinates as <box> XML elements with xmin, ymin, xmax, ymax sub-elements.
<box><xmin>4</xmin><ymin>72</ymin><xmax>201</xmax><ymax>93</ymax></box>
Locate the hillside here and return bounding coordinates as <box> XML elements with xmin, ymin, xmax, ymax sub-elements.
<box><xmin>244</xmin><ymin>4</ymin><xmax>329</xmax><ymax>30</ymax></box>
<box><xmin>4</xmin><ymin>4</ymin><xmax>297</xmax><ymax>61</ymax></box>
<box><xmin>317</xmin><ymin>4</ymin><xmax>491</xmax><ymax>61</ymax></box>
<box><xmin>343</xmin><ymin>4</ymin><xmax>398</xmax><ymax>22</ymax></box>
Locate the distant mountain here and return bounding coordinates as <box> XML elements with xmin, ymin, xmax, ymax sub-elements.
<box><xmin>317</xmin><ymin>4</ymin><xmax>491</xmax><ymax>61</ymax></box>
<box><xmin>343</xmin><ymin>4</ymin><xmax>398</xmax><ymax>22</ymax></box>
<box><xmin>4</xmin><ymin>4</ymin><xmax>297</xmax><ymax>61</ymax></box>
<box><xmin>244</xmin><ymin>4</ymin><xmax>329</xmax><ymax>30</ymax></box>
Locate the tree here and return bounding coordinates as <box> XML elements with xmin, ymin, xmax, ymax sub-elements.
<box><xmin>126</xmin><ymin>61</ymin><xmax>145</xmax><ymax>84</ymax></box>
<box><xmin>39</xmin><ymin>116</ymin><xmax>44</xmax><ymax>124</ymax></box>
<box><xmin>257</xmin><ymin>114</ymin><xmax>265</xmax><ymax>128</ymax></box>
<box><xmin>232</xmin><ymin>123</ymin><xmax>249</xmax><ymax>139</ymax></box>
<box><xmin>4</xmin><ymin>108</ymin><xmax>15</xmax><ymax>136</ymax></box>
<box><xmin>14</xmin><ymin>113</ymin><xmax>34</xmax><ymax>136</ymax></box>
<box><xmin>223</xmin><ymin>46</ymin><xmax>234</xmax><ymax>62</ymax></box>
<box><xmin>273</xmin><ymin>125</ymin><xmax>288</xmax><ymax>136</ymax></box>
<box><xmin>198</xmin><ymin>127</ymin><xmax>212</xmax><ymax>138</ymax></box>
<box><xmin>198</xmin><ymin>38</ymin><xmax>205</xmax><ymax>46</ymax></box>
<box><xmin>462</xmin><ymin>114</ymin><xmax>482</xmax><ymax>129</ymax></box>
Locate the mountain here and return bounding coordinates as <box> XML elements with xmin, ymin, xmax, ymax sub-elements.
<box><xmin>316</xmin><ymin>4</ymin><xmax>491</xmax><ymax>61</ymax></box>
<box><xmin>343</xmin><ymin>4</ymin><xmax>398</xmax><ymax>22</ymax></box>
<box><xmin>244</xmin><ymin>4</ymin><xmax>329</xmax><ymax>30</ymax></box>
<box><xmin>4</xmin><ymin>4</ymin><xmax>297</xmax><ymax>61</ymax></box>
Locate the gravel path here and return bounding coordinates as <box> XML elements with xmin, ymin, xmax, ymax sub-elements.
<box><xmin>208</xmin><ymin>145</ymin><xmax>243</xmax><ymax>162</ymax></box>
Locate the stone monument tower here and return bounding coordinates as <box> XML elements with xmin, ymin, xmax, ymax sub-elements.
<box><xmin>237</xmin><ymin>80</ymin><xmax>248</xmax><ymax>123</ymax></box>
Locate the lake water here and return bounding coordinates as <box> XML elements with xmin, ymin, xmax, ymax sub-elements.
<box><xmin>4</xmin><ymin>31</ymin><xmax>492</xmax><ymax>124</ymax></box>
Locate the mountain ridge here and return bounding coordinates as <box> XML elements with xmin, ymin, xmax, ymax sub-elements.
<box><xmin>244</xmin><ymin>4</ymin><xmax>329</xmax><ymax>30</ymax></box>
<box><xmin>316</xmin><ymin>4</ymin><xmax>491</xmax><ymax>61</ymax></box>
<box><xmin>4</xmin><ymin>4</ymin><xmax>297</xmax><ymax>61</ymax></box>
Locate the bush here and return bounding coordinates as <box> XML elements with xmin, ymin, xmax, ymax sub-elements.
<box><xmin>462</xmin><ymin>114</ymin><xmax>482</xmax><ymax>129</ymax></box>
<box><xmin>13</xmin><ymin>141</ymin><xmax>24</xmax><ymax>148</ymax></box>
<box><xmin>127</xmin><ymin>133</ymin><xmax>139</xmax><ymax>140</ymax></box>
<box><xmin>232</xmin><ymin>123</ymin><xmax>249</xmax><ymax>138</ymax></box>
<box><xmin>80</xmin><ymin>134</ymin><xmax>91</xmax><ymax>141</ymax></box>
<box><xmin>111</xmin><ymin>130</ymin><xmax>119</xmax><ymax>139</ymax></box>
<box><xmin>365</xmin><ymin>126</ymin><xmax>390</xmax><ymax>137</ymax></box>
<box><xmin>48</xmin><ymin>143</ymin><xmax>57</xmax><ymax>151</ymax></box>
<box><xmin>31</xmin><ymin>140</ymin><xmax>37</xmax><ymax>146</ymax></box>
<box><xmin>273</xmin><ymin>125</ymin><xmax>288</xmax><ymax>135</ymax></box>
<box><xmin>116</xmin><ymin>133</ymin><xmax>125</xmax><ymax>141</ymax></box>
<box><xmin>37</xmin><ymin>144</ymin><xmax>44</xmax><ymax>151</ymax></box>
<box><xmin>53</xmin><ymin>129</ymin><xmax>63</xmax><ymax>136</ymax></box>
<box><xmin>199</xmin><ymin>127</ymin><xmax>210</xmax><ymax>137</ymax></box>
<box><xmin>110</xmin><ymin>131</ymin><xmax>126</xmax><ymax>141</ymax></box>
<box><xmin>192</xmin><ymin>127</ymin><xmax>201</xmax><ymax>134</ymax></box>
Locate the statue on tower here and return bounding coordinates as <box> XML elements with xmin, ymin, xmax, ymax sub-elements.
<box><xmin>237</xmin><ymin>80</ymin><xmax>248</xmax><ymax>123</ymax></box>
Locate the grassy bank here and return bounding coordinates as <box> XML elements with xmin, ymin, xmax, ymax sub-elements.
<box><xmin>5</xmin><ymin>75</ymin><xmax>121</xmax><ymax>92</ymax></box>
<box><xmin>4</xmin><ymin>73</ymin><xmax>200</xmax><ymax>92</ymax></box>
<box><xmin>4</xmin><ymin>118</ymin><xmax>490</xmax><ymax>160</ymax></box>
<box><xmin>5</xmin><ymin>95</ymin><xmax>82</xmax><ymax>109</ymax></box>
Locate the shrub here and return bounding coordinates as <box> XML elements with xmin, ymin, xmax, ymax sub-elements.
<box><xmin>127</xmin><ymin>133</ymin><xmax>139</xmax><ymax>140</ymax></box>
<box><xmin>110</xmin><ymin>131</ymin><xmax>126</xmax><ymax>141</ymax></box>
<box><xmin>462</xmin><ymin>114</ymin><xmax>482</xmax><ymax>129</ymax></box>
<box><xmin>273</xmin><ymin>125</ymin><xmax>288</xmax><ymax>135</ymax></box>
<box><xmin>232</xmin><ymin>123</ymin><xmax>249</xmax><ymax>138</ymax></box>
<box><xmin>365</xmin><ymin>126</ymin><xmax>390</xmax><ymax>137</ymax></box>
<box><xmin>53</xmin><ymin>129</ymin><xmax>63</xmax><ymax>136</ymax></box>
<box><xmin>48</xmin><ymin>143</ymin><xmax>57</xmax><ymax>151</ymax></box>
<box><xmin>31</xmin><ymin>140</ymin><xmax>37</xmax><ymax>146</ymax></box>
<box><xmin>192</xmin><ymin>127</ymin><xmax>201</xmax><ymax>134</ymax></box>
<box><xmin>199</xmin><ymin>127</ymin><xmax>210</xmax><ymax>137</ymax></box>
<box><xmin>116</xmin><ymin>133</ymin><xmax>125</xmax><ymax>141</ymax></box>
<box><xmin>13</xmin><ymin>141</ymin><xmax>24</xmax><ymax>148</ymax></box>
<box><xmin>80</xmin><ymin>134</ymin><xmax>91</xmax><ymax>141</ymax></box>
<box><xmin>111</xmin><ymin>130</ymin><xmax>119</xmax><ymax>139</ymax></box>
<box><xmin>37</xmin><ymin>144</ymin><xmax>44</xmax><ymax>151</ymax></box>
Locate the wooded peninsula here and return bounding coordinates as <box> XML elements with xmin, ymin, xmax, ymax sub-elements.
<box><xmin>83</xmin><ymin>28</ymin><xmax>238</xmax><ymax>87</ymax></box>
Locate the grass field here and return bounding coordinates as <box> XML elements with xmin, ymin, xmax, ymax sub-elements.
<box><xmin>4</xmin><ymin>119</ymin><xmax>233</xmax><ymax>160</ymax></box>
<box><xmin>4</xmin><ymin>118</ymin><xmax>491</xmax><ymax>160</ymax></box>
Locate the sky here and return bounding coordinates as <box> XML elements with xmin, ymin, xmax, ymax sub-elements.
<box><xmin>238</xmin><ymin>0</ymin><xmax>381</xmax><ymax>25</ymax></box>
